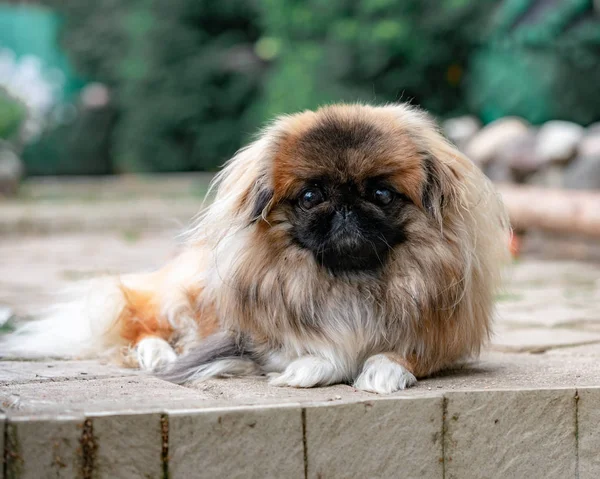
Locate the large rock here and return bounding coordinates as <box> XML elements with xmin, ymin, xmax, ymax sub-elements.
<box><xmin>535</xmin><ymin>120</ymin><xmax>584</xmax><ymax>165</ymax></box>
<box><xmin>442</xmin><ymin>115</ymin><xmax>481</xmax><ymax>149</ymax></box>
<box><xmin>484</xmin><ymin>161</ymin><xmax>516</xmax><ymax>183</ymax></box>
<box><xmin>580</xmin><ymin>122</ymin><xmax>600</xmax><ymax>158</ymax></box>
<box><xmin>465</xmin><ymin>117</ymin><xmax>530</xmax><ymax>166</ymax></box>
<box><xmin>527</xmin><ymin>165</ymin><xmax>564</xmax><ymax>189</ymax></box>
<box><xmin>494</xmin><ymin>130</ymin><xmax>538</xmax><ymax>180</ymax></box>
<box><xmin>563</xmin><ymin>155</ymin><xmax>600</xmax><ymax>190</ymax></box>
<box><xmin>0</xmin><ymin>144</ymin><xmax>23</xmax><ymax>196</ymax></box>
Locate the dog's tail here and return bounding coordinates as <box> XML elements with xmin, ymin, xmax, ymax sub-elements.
<box><xmin>157</xmin><ymin>332</ymin><xmax>259</xmax><ymax>384</ymax></box>
<box><xmin>0</xmin><ymin>276</ymin><xmax>133</xmax><ymax>360</ymax></box>
<box><xmin>0</xmin><ymin>270</ymin><xmax>170</xmax><ymax>361</ymax></box>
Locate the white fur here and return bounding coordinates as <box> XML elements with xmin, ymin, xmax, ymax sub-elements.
<box><xmin>353</xmin><ymin>354</ymin><xmax>417</xmax><ymax>394</ymax></box>
<box><xmin>135</xmin><ymin>337</ymin><xmax>177</xmax><ymax>371</ymax></box>
<box><xmin>0</xmin><ymin>247</ymin><xmax>209</xmax><ymax>363</ymax></box>
<box><xmin>0</xmin><ymin>277</ymin><xmax>126</xmax><ymax>359</ymax></box>
<box><xmin>269</xmin><ymin>356</ymin><xmax>345</xmax><ymax>388</ymax></box>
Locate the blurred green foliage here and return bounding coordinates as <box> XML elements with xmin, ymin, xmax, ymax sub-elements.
<box><xmin>10</xmin><ymin>0</ymin><xmax>600</xmax><ymax>174</ymax></box>
<box><xmin>467</xmin><ymin>0</ymin><xmax>600</xmax><ymax>124</ymax></box>
<box><xmin>0</xmin><ymin>88</ymin><xmax>25</xmax><ymax>143</ymax></box>
<box><xmin>42</xmin><ymin>0</ymin><xmax>266</xmax><ymax>173</ymax></box>
<box><xmin>258</xmin><ymin>0</ymin><xmax>497</xmax><ymax>120</ymax></box>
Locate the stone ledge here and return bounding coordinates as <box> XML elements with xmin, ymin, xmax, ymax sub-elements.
<box><xmin>1</xmin><ymin>356</ymin><xmax>599</xmax><ymax>478</ymax></box>
<box><xmin>1</xmin><ymin>387</ymin><xmax>595</xmax><ymax>479</ymax></box>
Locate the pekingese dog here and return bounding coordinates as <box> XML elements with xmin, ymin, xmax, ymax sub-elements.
<box><xmin>1</xmin><ymin>103</ymin><xmax>510</xmax><ymax>394</ymax></box>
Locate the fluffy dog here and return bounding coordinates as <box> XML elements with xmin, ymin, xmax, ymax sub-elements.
<box><xmin>1</xmin><ymin>103</ymin><xmax>510</xmax><ymax>394</ymax></box>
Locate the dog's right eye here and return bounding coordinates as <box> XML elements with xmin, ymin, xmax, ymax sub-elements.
<box><xmin>300</xmin><ymin>188</ymin><xmax>325</xmax><ymax>210</ymax></box>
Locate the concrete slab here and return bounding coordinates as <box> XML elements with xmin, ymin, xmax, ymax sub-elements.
<box><xmin>577</xmin><ymin>388</ymin><xmax>600</xmax><ymax>479</ymax></box>
<box><xmin>0</xmin><ymin>232</ymin><xmax>179</xmax><ymax>316</ymax></box>
<box><xmin>0</xmin><ymin>413</ymin><xmax>4</xmax><ymax>476</ymax></box>
<box><xmin>90</xmin><ymin>412</ymin><xmax>164</xmax><ymax>479</ymax></box>
<box><xmin>0</xmin><ymin>199</ymin><xmax>201</xmax><ymax>236</ymax></box>
<box><xmin>168</xmin><ymin>405</ymin><xmax>304</xmax><ymax>479</ymax></box>
<box><xmin>0</xmin><ymin>376</ymin><xmax>213</xmax><ymax>415</ymax></box>
<box><xmin>492</xmin><ymin>328</ymin><xmax>600</xmax><ymax>353</ymax></box>
<box><xmin>3</xmin><ymin>351</ymin><xmax>600</xmax><ymax>415</ymax></box>
<box><xmin>304</xmin><ymin>396</ymin><xmax>444</xmax><ymax>479</ymax></box>
<box><xmin>0</xmin><ymin>360</ymin><xmax>136</xmax><ymax>385</ymax></box>
<box><xmin>4</xmin><ymin>415</ymin><xmax>84</xmax><ymax>479</ymax></box>
<box><xmin>444</xmin><ymin>389</ymin><xmax>577</xmax><ymax>479</ymax></box>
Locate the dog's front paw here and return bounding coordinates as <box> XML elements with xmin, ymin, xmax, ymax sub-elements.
<box><xmin>269</xmin><ymin>356</ymin><xmax>341</xmax><ymax>388</ymax></box>
<box><xmin>353</xmin><ymin>354</ymin><xmax>417</xmax><ymax>394</ymax></box>
<box><xmin>136</xmin><ymin>337</ymin><xmax>177</xmax><ymax>371</ymax></box>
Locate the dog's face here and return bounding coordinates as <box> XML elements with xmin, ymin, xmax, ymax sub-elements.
<box><xmin>254</xmin><ymin>105</ymin><xmax>446</xmax><ymax>274</ymax></box>
<box><xmin>287</xmin><ymin>173</ymin><xmax>409</xmax><ymax>272</ymax></box>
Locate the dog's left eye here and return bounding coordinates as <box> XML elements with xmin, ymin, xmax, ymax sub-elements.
<box><xmin>372</xmin><ymin>188</ymin><xmax>394</xmax><ymax>206</ymax></box>
<box><xmin>300</xmin><ymin>188</ymin><xmax>325</xmax><ymax>210</ymax></box>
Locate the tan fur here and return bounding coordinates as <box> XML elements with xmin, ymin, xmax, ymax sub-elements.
<box><xmin>119</xmin><ymin>286</ymin><xmax>172</xmax><ymax>344</ymax></box>
<box><xmin>3</xmin><ymin>103</ymin><xmax>510</xmax><ymax>390</ymax></box>
<box><xmin>183</xmin><ymin>103</ymin><xmax>510</xmax><ymax>383</ymax></box>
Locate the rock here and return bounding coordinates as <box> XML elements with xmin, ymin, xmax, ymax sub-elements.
<box><xmin>580</xmin><ymin>122</ymin><xmax>600</xmax><ymax>158</ymax></box>
<box><xmin>465</xmin><ymin>117</ymin><xmax>530</xmax><ymax>166</ymax></box>
<box><xmin>563</xmin><ymin>155</ymin><xmax>600</xmax><ymax>190</ymax></box>
<box><xmin>0</xmin><ymin>144</ymin><xmax>23</xmax><ymax>196</ymax></box>
<box><xmin>484</xmin><ymin>161</ymin><xmax>516</xmax><ymax>183</ymax></box>
<box><xmin>80</xmin><ymin>82</ymin><xmax>110</xmax><ymax>109</ymax></box>
<box><xmin>0</xmin><ymin>305</ymin><xmax>13</xmax><ymax>326</ymax></box>
<box><xmin>494</xmin><ymin>130</ymin><xmax>538</xmax><ymax>180</ymax></box>
<box><xmin>535</xmin><ymin>120</ymin><xmax>584</xmax><ymax>165</ymax></box>
<box><xmin>442</xmin><ymin>115</ymin><xmax>481</xmax><ymax>148</ymax></box>
<box><xmin>527</xmin><ymin>165</ymin><xmax>564</xmax><ymax>188</ymax></box>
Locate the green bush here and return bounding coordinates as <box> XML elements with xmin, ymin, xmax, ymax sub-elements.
<box><xmin>258</xmin><ymin>0</ymin><xmax>498</xmax><ymax>121</ymax></box>
<box><xmin>0</xmin><ymin>88</ymin><xmax>26</xmax><ymax>144</ymax></box>
<box><xmin>21</xmin><ymin>0</ymin><xmax>600</xmax><ymax>174</ymax></box>
<box><xmin>49</xmin><ymin>0</ymin><xmax>266</xmax><ymax>173</ymax></box>
<box><xmin>466</xmin><ymin>0</ymin><xmax>600</xmax><ymax>125</ymax></box>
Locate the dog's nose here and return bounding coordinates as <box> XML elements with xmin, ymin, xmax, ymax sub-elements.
<box><xmin>337</xmin><ymin>205</ymin><xmax>353</xmax><ymax>220</ymax></box>
<box><xmin>332</xmin><ymin>207</ymin><xmax>357</xmax><ymax>233</ymax></box>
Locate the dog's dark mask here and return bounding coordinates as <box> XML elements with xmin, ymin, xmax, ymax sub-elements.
<box><xmin>288</xmin><ymin>176</ymin><xmax>412</xmax><ymax>274</ymax></box>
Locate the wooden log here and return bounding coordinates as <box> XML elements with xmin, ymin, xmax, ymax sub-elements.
<box><xmin>496</xmin><ymin>184</ymin><xmax>600</xmax><ymax>238</ymax></box>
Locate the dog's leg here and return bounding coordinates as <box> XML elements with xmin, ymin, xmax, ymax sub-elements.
<box><xmin>134</xmin><ymin>337</ymin><xmax>178</xmax><ymax>371</ymax></box>
<box><xmin>269</xmin><ymin>356</ymin><xmax>347</xmax><ymax>388</ymax></box>
<box><xmin>353</xmin><ymin>353</ymin><xmax>417</xmax><ymax>394</ymax></box>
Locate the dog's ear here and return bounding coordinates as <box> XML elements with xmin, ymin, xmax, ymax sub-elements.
<box><xmin>248</xmin><ymin>178</ymin><xmax>274</xmax><ymax>223</ymax></box>
<box><xmin>421</xmin><ymin>155</ymin><xmax>451</xmax><ymax>225</ymax></box>
<box><xmin>384</xmin><ymin>103</ymin><xmax>466</xmax><ymax>227</ymax></box>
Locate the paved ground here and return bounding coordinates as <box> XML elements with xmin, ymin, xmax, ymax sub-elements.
<box><xmin>1</xmin><ymin>176</ymin><xmax>600</xmax><ymax>478</ymax></box>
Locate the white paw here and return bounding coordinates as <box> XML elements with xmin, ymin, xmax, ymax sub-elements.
<box><xmin>269</xmin><ymin>356</ymin><xmax>341</xmax><ymax>388</ymax></box>
<box><xmin>136</xmin><ymin>337</ymin><xmax>177</xmax><ymax>371</ymax></box>
<box><xmin>353</xmin><ymin>354</ymin><xmax>417</xmax><ymax>394</ymax></box>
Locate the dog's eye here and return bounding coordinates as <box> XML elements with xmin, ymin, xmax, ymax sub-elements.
<box><xmin>373</xmin><ymin>188</ymin><xmax>394</xmax><ymax>206</ymax></box>
<box><xmin>300</xmin><ymin>188</ymin><xmax>325</xmax><ymax>210</ymax></box>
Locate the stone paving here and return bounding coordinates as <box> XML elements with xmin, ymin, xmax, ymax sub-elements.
<box><xmin>2</xmin><ymin>178</ymin><xmax>600</xmax><ymax>478</ymax></box>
